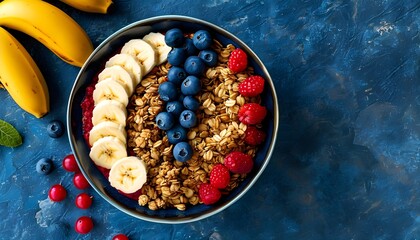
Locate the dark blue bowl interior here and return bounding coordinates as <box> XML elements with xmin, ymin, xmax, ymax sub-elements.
<box><xmin>67</xmin><ymin>16</ymin><xmax>278</xmax><ymax>224</ymax></box>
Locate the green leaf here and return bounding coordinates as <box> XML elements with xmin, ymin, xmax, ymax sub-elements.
<box><xmin>0</xmin><ymin>119</ymin><xmax>23</xmax><ymax>147</ymax></box>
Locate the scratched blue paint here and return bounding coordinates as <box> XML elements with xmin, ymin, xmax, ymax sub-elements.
<box><xmin>0</xmin><ymin>0</ymin><xmax>419</xmax><ymax>239</ymax></box>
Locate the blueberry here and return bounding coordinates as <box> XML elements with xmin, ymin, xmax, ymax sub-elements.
<box><xmin>158</xmin><ymin>81</ymin><xmax>178</xmax><ymax>102</ymax></box>
<box><xmin>166</xmin><ymin>124</ymin><xmax>187</xmax><ymax>144</ymax></box>
<box><xmin>166</xmin><ymin>101</ymin><xmax>184</xmax><ymax>117</ymax></box>
<box><xmin>173</xmin><ymin>141</ymin><xmax>193</xmax><ymax>162</ymax></box>
<box><xmin>164</xmin><ymin>28</ymin><xmax>185</xmax><ymax>47</ymax></box>
<box><xmin>167</xmin><ymin>48</ymin><xmax>187</xmax><ymax>66</ymax></box>
<box><xmin>198</xmin><ymin>49</ymin><xmax>218</xmax><ymax>67</ymax></box>
<box><xmin>181</xmin><ymin>75</ymin><xmax>201</xmax><ymax>96</ymax></box>
<box><xmin>183</xmin><ymin>96</ymin><xmax>200</xmax><ymax>111</ymax></box>
<box><xmin>167</xmin><ymin>66</ymin><xmax>187</xmax><ymax>85</ymax></box>
<box><xmin>179</xmin><ymin>110</ymin><xmax>197</xmax><ymax>128</ymax></box>
<box><xmin>183</xmin><ymin>38</ymin><xmax>198</xmax><ymax>56</ymax></box>
<box><xmin>47</xmin><ymin>120</ymin><xmax>65</xmax><ymax>138</ymax></box>
<box><xmin>36</xmin><ymin>158</ymin><xmax>53</xmax><ymax>175</ymax></box>
<box><xmin>184</xmin><ymin>56</ymin><xmax>206</xmax><ymax>76</ymax></box>
<box><xmin>192</xmin><ymin>30</ymin><xmax>212</xmax><ymax>50</ymax></box>
<box><xmin>155</xmin><ymin>111</ymin><xmax>175</xmax><ymax>130</ymax></box>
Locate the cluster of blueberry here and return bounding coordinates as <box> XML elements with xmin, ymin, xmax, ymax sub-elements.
<box><xmin>156</xmin><ymin>28</ymin><xmax>217</xmax><ymax>162</ymax></box>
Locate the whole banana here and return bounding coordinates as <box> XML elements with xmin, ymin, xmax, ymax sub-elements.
<box><xmin>0</xmin><ymin>0</ymin><xmax>94</xmax><ymax>67</ymax></box>
<box><xmin>0</xmin><ymin>27</ymin><xmax>49</xmax><ymax>118</ymax></box>
<box><xmin>60</xmin><ymin>0</ymin><xmax>113</xmax><ymax>14</ymax></box>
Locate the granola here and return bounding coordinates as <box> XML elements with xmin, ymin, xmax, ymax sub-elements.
<box><xmin>126</xmin><ymin>40</ymin><xmax>261</xmax><ymax>210</ymax></box>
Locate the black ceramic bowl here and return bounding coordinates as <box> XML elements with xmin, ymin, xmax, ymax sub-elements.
<box><xmin>67</xmin><ymin>15</ymin><xmax>279</xmax><ymax>224</ymax></box>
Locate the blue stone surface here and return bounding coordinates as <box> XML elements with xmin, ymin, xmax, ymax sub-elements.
<box><xmin>0</xmin><ymin>0</ymin><xmax>419</xmax><ymax>239</ymax></box>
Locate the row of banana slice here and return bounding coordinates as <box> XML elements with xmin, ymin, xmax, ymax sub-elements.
<box><xmin>88</xmin><ymin>32</ymin><xmax>172</xmax><ymax>194</ymax></box>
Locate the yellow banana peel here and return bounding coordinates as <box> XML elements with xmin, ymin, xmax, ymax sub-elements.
<box><xmin>0</xmin><ymin>0</ymin><xmax>94</xmax><ymax>67</ymax></box>
<box><xmin>60</xmin><ymin>0</ymin><xmax>113</xmax><ymax>14</ymax></box>
<box><xmin>0</xmin><ymin>27</ymin><xmax>49</xmax><ymax>118</ymax></box>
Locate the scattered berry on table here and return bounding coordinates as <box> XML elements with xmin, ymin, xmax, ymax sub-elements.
<box><xmin>36</xmin><ymin>158</ymin><xmax>53</xmax><ymax>175</ymax></box>
<box><xmin>179</xmin><ymin>110</ymin><xmax>197</xmax><ymax>128</ymax></box>
<box><xmin>167</xmin><ymin>47</ymin><xmax>187</xmax><ymax>66</ymax></box>
<box><xmin>75</xmin><ymin>193</ymin><xmax>93</xmax><ymax>209</ymax></box>
<box><xmin>210</xmin><ymin>164</ymin><xmax>231</xmax><ymax>189</ymax></box>
<box><xmin>167</xmin><ymin>66</ymin><xmax>187</xmax><ymax>85</ymax></box>
<box><xmin>48</xmin><ymin>184</ymin><xmax>67</xmax><ymax>202</ymax></box>
<box><xmin>244</xmin><ymin>126</ymin><xmax>266</xmax><ymax>145</ymax></box>
<box><xmin>198</xmin><ymin>183</ymin><xmax>221</xmax><ymax>205</ymax></box>
<box><xmin>184</xmin><ymin>56</ymin><xmax>206</xmax><ymax>76</ymax></box>
<box><xmin>238</xmin><ymin>103</ymin><xmax>267</xmax><ymax>125</ymax></box>
<box><xmin>73</xmin><ymin>172</ymin><xmax>90</xmax><ymax>189</ymax></box>
<box><xmin>198</xmin><ymin>49</ymin><xmax>218</xmax><ymax>67</ymax></box>
<box><xmin>192</xmin><ymin>30</ymin><xmax>212</xmax><ymax>50</ymax></box>
<box><xmin>183</xmin><ymin>38</ymin><xmax>198</xmax><ymax>56</ymax></box>
<box><xmin>238</xmin><ymin>75</ymin><xmax>265</xmax><ymax>97</ymax></box>
<box><xmin>228</xmin><ymin>48</ymin><xmax>248</xmax><ymax>73</ymax></box>
<box><xmin>164</xmin><ymin>28</ymin><xmax>184</xmax><ymax>47</ymax></box>
<box><xmin>155</xmin><ymin>111</ymin><xmax>175</xmax><ymax>130</ymax></box>
<box><xmin>47</xmin><ymin>120</ymin><xmax>65</xmax><ymax>138</ymax></box>
<box><xmin>62</xmin><ymin>154</ymin><xmax>80</xmax><ymax>172</ymax></box>
<box><xmin>183</xmin><ymin>95</ymin><xmax>200</xmax><ymax>111</ymax></box>
<box><xmin>158</xmin><ymin>81</ymin><xmax>178</xmax><ymax>102</ymax></box>
<box><xmin>224</xmin><ymin>151</ymin><xmax>254</xmax><ymax>174</ymax></box>
<box><xmin>75</xmin><ymin>216</ymin><xmax>94</xmax><ymax>234</ymax></box>
<box><xmin>112</xmin><ymin>234</ymin><xmax>129</xmax><ymax>240</ymax></box>
<box><xmin>166</xmin><ymin>101</ymin><xmax>184</xmax><ymax>117</ymax></box>
<box><xmin>181</xmin><ymin>75</ymin><xmax>201</xmax><ymax>96</ymax></box>
<box><xmin>166</xmin><ymin>124</ymin><xmax>187</xmax><ymax>144</ymax></box>
<box><xmin>173</xmin><ymin>141</ymin><xmax>193</xmax><ymax>162</ymax></box>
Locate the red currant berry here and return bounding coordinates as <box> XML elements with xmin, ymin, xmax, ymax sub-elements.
<box><xmin>75</xmin><ymin>216</ymin><xmax>93</xmax><ymax>234</ymax></box>
<box><xmin>73</xmin><ymin>172</ymin><xmax>90</xmax><ymax>189</ymax></box>
<box><xmin>113</xmin><ymin>234</ymin><xmax>129</xmax><ymax>240</ymax></box>
<box><xmin>62</xmin><ymin>154</ymin><xmax>79</xmax><ymax>172</ymax></box>
<box><xmin>48</xmin><ymin>184</ymin><xmax>67</xmax><ymax>202</ymax></box>
<box><xmin>75</xmin><ymin>193</ymin><xmax>93</xmax><ymax>209</ymax></box>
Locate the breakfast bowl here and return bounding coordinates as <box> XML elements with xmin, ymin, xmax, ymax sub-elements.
<box><xmin>67</xmin><ymin>15</ymin><xmax>279</xmax><ymax>224</ymax></box>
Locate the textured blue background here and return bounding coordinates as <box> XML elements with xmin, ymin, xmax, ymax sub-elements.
<box><xmin>0</xmin><ymin>0</ymin><xmax>419</xmax><ymax>239</ymax></box>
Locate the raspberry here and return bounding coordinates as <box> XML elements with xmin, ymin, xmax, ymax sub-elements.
<box><xmin>228</xmin><ymin>48</ymin><xmax>248</xmax><ymax>73</ymax></box>
<box><xmin>238</xmin><ymin>75</ymin><xmax>265</xmax><ymax>97</ymax></box>
<box><xmin>224</xmin><ymin>151</ymin><xmax>253</xmax><ymax>174</ymax></box>
<box><xmin>244</xmin><ymin>126</ymin><xmax>266</xmax><ymax>145</ymax></box>
<box><xmin>238</xmin><ymin>103</ymin><xmax>267</xmax><ymax>125</ymax></box>
<box><xmin>210</xmin><ymin>164</ymin><xmax>230</xmax><ymax>189</ymax></box>
<box><xmin>198</xmin><ymin>183</ymin><xmax>221</xmax><ymax>205</ymax></box>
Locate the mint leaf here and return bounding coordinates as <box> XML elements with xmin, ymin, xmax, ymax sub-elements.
<box><xmin>0</xmin><ymin>119</ymin><xmax>23</xmax><ymax>147</ymax></box>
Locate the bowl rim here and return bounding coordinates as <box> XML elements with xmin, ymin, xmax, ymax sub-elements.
<box><xmin>67</xmin><ymin>15</ymin><xmax>279</xmax><ymax>224</ymax></box>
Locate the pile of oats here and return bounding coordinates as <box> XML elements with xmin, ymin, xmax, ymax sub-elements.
<box><xmin>126</xmin><ymin>40</ymin><xmax>261</xmax><ymax>211</ymax></box>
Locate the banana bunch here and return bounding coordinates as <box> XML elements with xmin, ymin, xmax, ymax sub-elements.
<box><xmin>0</xmin><ymin>27</ymin><xmax>49</xmax><ymax>118</ymax></box>
<box><xmin>0</xmin><ymin>0</ymin><xmax>94</xmax><ymax>67</ymax></box>
<box><xmin>0</xmin><ymin>0</ymin><xmax>110</xmax><ymax>118</ymax></box>
<box><xmin>88</xmin><ymin>32</ymin><xmax>171</xmax><ymax>193</ymax></box>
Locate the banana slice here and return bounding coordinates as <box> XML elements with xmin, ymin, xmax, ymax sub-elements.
<box><xmin>93</xmin><ymin>78</ymin><xmax>129</xmax><ymax>106</ymax></box>
<box><xmin>108</xmin><ymin>156</ymin><xmax>147</xmax><ymax>194</ymax></box>
<box><xmin>120</xmin><ymin>39</ymin><xmax>156</xmax><ymax>76</ymax></box>
<box><xmin>89</xmin><ymin>136</ymin><xmax>127</xmax><ymax>169</ymax></box>
<box><xmin>98</xmin><ymin>65</ymin><xmax>136</xmax><ymax>95</ymax></box>
<box><xmin>105</xmin><ymin>53</ymin><xmax>142</xmax><ymax>85</ymax></box>
<box><xmin>89</xmin><ymin>121</ymin><xmax>127</xmax><ymax>146</ymax></box>
<box><xmin>92</xmin><ymin>99</ymin><xmax>127</xmax><ymax>126</ymax></box>
<box><xmin>143</xmin><ymin>32</ymin><xmax>171</xmax><ymax>65</ymax></box>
